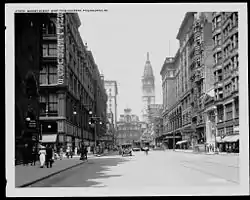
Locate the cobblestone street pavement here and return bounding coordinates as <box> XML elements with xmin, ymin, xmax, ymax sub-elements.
<box><xmin>27</xmin><ymin>150</ymin><xmax>241</xmax><ymax>195</ymax></box>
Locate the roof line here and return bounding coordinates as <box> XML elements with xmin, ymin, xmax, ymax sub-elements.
<box><xmin>176</xmin><ymin>12</ymin><xmax>196</xmax><ymax>40</ymax></box>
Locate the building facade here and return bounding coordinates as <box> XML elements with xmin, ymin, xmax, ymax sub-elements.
<box><xmin>116</xmin><ymin>108</ymin><xmax>142</xmax><ymax>145</ymax></box>
<box><xmin>15</xmin><ymin>13</ymin><xmax>48</xmax><ymax>163</ymax></box>
<box><xmin>39</xmin><ymin>13</ymin><xmax>107</xmax><ymax>151</ymax></box>
<box><xmin>160</xmin><ymin>12</ymin><xmax>215</xmax><ymax>150</ymax></box>
<box><xmin>93</xmin><ymin>64</ymin><xmax>108</xmax><ymax>145</ymax></box>
<box><xmin>189</xmin><ymin>12</ymin><xmax>214</xmax><ymax>147</ymax></box>
<box><xmin>160</xmin><ymin>54</ymin><xmax>182</xmax><ymax>149</ymax></box>
<box><xmin>104</xmin><ymin>80</ymin><xmax>118</xmax><ymax>128</ymax></box>
<box><xmin>210</xmin><ymin>12</ymin><xmax>239</xmax><ymax>152</ymax></box>
<box><xmin>142</xmin><ymin>52</ymin><xmax>155</xmax><ymax>122</ymax></box>
<box><xmin>146</xmin><ymin>104</ymin><xmax>163</xmax><ymax>145</ymax></box>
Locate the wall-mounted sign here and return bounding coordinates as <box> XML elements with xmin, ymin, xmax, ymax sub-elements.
<box><xmin>57</xmin><ymin>13</ymin><xmax>65</xmax><ymax>85</ymax></box>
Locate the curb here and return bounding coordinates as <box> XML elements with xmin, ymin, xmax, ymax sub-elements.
<box><xmin>174</xmin><ymin>150</ymin><xmax>239</xmax><ymax>156</ymax></box>
<box><xmin>18</xmin><ymin>160</ymin><xmax>86</xmax><ymax>188</ymax></box>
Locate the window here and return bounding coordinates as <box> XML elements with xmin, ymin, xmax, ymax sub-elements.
<box><xmin>48</xmin><ymin>21</ymin><xmax>56</xmax><ymax>34</ymax></box>
<box><xmin>217</xmin><ymin>108</ymin><xmax>224</xmax><ymax>122</ymax></box>
<box><xmin>218</xmin><ymin>128</ymin><xmax>224</xmax><ymax>137</ymax></box>
<box><xmin>40</xmin><ymin>66</ymin><xmax>47</xmax><ymax>84</ymax></box>
<box><xmin>48</xmin><ymin>94</ymin><xmax>58</xmax><ymax>116</ymax></box>
<box><xmin>39</xmin><ymin>93</ymin><xmax>58</xmax><ymax>116</ymax></box>
<box><xmin>217</xmin><ymin>69</ymin><xmax>223</xmax><ymax>81</ymax></box>
<box><xmin>231</xmin><ymin>33</ymin><xmax>238</xmax><ymax>49</ymax></box>
<box><xmin>39</xmin><ymin>96</ymin><xmax>47</xmax><ymax>116</ymax></box>
<box><xmin>235</xmin><ymin>99</ymin><xmax>239</xmax><ymax>118</ymax></box>
<box><xmin>226</xmin><ymin>126</ymin><xmax>234</xmax><ymax>135</ymax></box>
<box><xmin>48</xmin><ymin>65</ymin><xmax>57</xmax><ymax>84</ymax></box>
<box><xmin>39</xmin><ymin>64</ymin><xmax>57</xmax><ymax>85</ymax></box>
<box><xmin>225</xmin><ymin>103</ymin><xmax>233</xmax><ymax>121</ymax></box>
<box><xmin>217</xmin><ymin>51</ymin><xmax>223</xmax><ymax>64</ymax></box>
<box><xmin>216</xmin><ymin>15</ymin><xmax>222</xmax><ymax>27</ymax></box>
<box><xmin>43</xmin><ymin>43</ymin><xmax>57</xmax><ymax>56</ymax></box>
<box><xmin>232</xmin><ymin>55</ymin><xmax>239</xmax><ymax>70</ymax></box>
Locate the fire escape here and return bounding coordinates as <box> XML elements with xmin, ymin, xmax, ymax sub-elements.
<box><xmin>190</xmin><ymin>16</ymin><xmax>205</xmax><ymax>137</ymax></box>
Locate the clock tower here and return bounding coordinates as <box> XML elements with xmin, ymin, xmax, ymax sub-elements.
<box><xmin>141</xmin><ymin>52</ymin><xmax>155</xmax><ymax>122</ymax></box>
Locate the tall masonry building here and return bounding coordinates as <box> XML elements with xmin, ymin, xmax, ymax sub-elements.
<box><xmin>141</xmin><ymin>52</ymin><xmax>155</xmax><ymax>122</ymax></box>
<box><xmin>104</xmin><ymin>80</ymin><xmax>118</xmax><ymax>129</ymax></box>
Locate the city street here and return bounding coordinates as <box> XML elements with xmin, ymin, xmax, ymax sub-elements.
<box><xmin>29</xmin><ymin>150</ymin><xmax>239</xmax><ymax>189</ymax></box>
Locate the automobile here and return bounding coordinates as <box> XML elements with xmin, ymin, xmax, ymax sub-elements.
<box><xmin>121</xmin><ymin>143</ymin><xmax>132</xmax><ymax>156</ymax></box>
<box><xmin>132</xmin><ymin>147</ymin><xmax>141</xmax><ymax>151</ymax></box>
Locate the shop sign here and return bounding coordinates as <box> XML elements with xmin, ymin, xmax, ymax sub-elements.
<box><xmin>28</xmin><ymin>120</ymin><xmax>37</xmax><ymax>129</ymax></box>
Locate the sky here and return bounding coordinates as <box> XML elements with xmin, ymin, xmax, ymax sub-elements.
<box><xmin>78</xmin><ymin>4</ymin><xmax>190</xmax><ymax>120</ymax></box>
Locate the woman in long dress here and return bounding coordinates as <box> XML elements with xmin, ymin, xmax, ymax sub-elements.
<box><xmin>39</xmin><ymin>146</ymin><xmax>46</xmax><ymax>168</ymax></box>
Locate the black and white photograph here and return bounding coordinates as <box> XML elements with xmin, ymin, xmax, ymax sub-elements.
<box><xmin>5</xmin><ymin>3</ymin><xmax>249</xmax><ymax>196</ymax></box>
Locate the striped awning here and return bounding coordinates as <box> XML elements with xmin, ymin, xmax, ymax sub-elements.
<box><xmin>176</xmin><ymin>140</ymin><xmax>188</xmax><ymax>145</ymax></box>
<box><xmin>163</xmin><ymin>135</ymin><xmax>182</xmax><ymax>139</ymax></box>
<box><xmin>222</xmin><ymin>135</ymin><xmax>239</xmax><ymax>143</ymax></box>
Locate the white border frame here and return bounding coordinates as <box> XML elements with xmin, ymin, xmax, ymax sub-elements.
<box><xmin>5</xmin><ymin>3</ymin><xmax>249</xmax><ymax>196</ymax></box>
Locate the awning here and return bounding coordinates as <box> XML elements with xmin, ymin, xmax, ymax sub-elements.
<box><xmin>163</xmin><ymin>135</ymin><xmax>182</xmax><ymax>140</ymax></box>
<box><xmin>216</xmin><ymin>137</ymin><xmax>224</xmax><ymax>143</ymax></box>
<box><xmin>40</xmin><ymin>134</ymin><xmax>57</xmax><ymax>143</ymax></box>
<box><xmin>176</xmin><ymin>140</ymin><xmax>188</xmax><ymax>145</ymax></box>
<box><xmin>223</xmin><ymin>135</ymin><xmax>239</xmax><ymax>143</ymax></box>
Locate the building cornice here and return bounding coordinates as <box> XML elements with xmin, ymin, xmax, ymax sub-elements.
<box><xmin>177</xmin><ymin>12</ymin><xmax>196</xmax><ymax>40</ymax></box>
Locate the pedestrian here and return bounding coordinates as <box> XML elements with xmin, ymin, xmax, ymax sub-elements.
<box><xmin>75</xmin><ymin>147</ymin><xmax>77</xmax><ymax>156</ymax></box>
<box><xmin>70</xmin><ymin>147</ymin><xmax>73</xmax><ymax>158</ymax></box>
<box><xmin>46</xmin><ymin>145</ymin><xmax>53</xmax><ymax>168</ymax></box>
<box><xmin>84</xmin><ymin>146</ymin><xmax>88</xmax><ymax>161</ymax></box>
<box><xmin>59</xmin><ymin>147</ymin><xmax>63</xmax><ymax>160</ymax></box>
<box><xmin>66</xmin><ymin>146</ymin><xmax>70</xmax><ymax>158</ymax></box>
<box><xmin>39</xmin><ymin>146</ymin><xmax>46</xmax><ymax>168</ymax></box>
<box><xmin>31</xmin><ymin>145</ymin><xmax>37</xmax><ymax>166</ymax></box>
<box><xmin>146</xmin><ymin>146</ymin><xmax>149</xmax><ymax>155</ymax></box>
<box><xmin>22</xmin><ymin>143</ymin><xmax>29</xmax><ymax>166</ymax></box>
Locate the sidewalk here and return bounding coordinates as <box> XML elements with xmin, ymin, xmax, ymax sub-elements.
<box><xmin>174</xmin><ymin>149</ymin><xmax>239</xmax><ymax>156</ymax></box>
<box><xmin>93</xmin><ymin>150</ymin><xmax>119</xmax><ymax>157</ymax></box>
<box><xmin>15</xmin><ymin>156</ymin><xmax>88</xmax><ymax>187</ymax></box>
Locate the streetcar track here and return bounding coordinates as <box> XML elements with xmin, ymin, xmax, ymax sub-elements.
<box><xmin>179</xmin><ymin>161</ymin><xmax>239</xmax><ymax>184</ymax></box>
<box><xmin>181</xmin><ymin>158</ymin><xmax>239</xmax><ymax>168</ymax></box>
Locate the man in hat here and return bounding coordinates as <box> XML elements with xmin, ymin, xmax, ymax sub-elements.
<box><xmin>46</xmin><ymin>144</ymin><xmax>53</xmax><ymax>168</ymax></box>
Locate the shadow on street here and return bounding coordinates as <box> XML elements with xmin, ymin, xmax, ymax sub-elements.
<box><xmin>30</xmin><ymin>156</ymin><xmax>131</xmax><ymax>187</ymax></box>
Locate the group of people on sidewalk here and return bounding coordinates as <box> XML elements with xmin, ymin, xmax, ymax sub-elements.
<box><xmin>21</xmin><ymin>143</ymin><xmax>54</xmax><ymax>168</ymax></box>
<box><xmin>38</xmin><ymin>144</ymin><xmax>54</xmax><ymax>168</ymax></box>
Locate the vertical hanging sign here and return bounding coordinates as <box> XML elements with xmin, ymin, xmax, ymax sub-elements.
<box><xmin>57</xmin><ymin>12</ymin><xmax>65</xmax><ymax>85</ymax></box>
